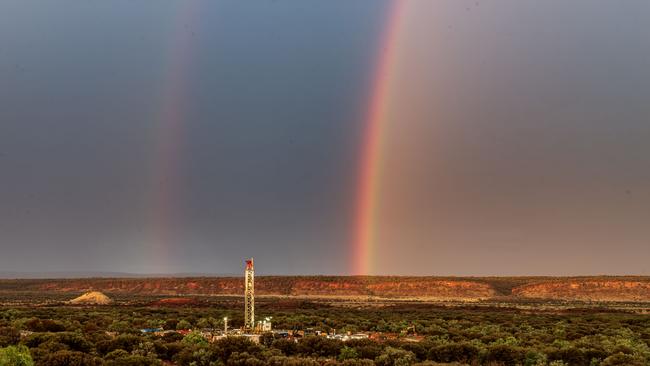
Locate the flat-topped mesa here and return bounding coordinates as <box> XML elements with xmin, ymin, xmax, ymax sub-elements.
<box><xmin>512</xmin><ymin>279</ymin><xmax>650</xmax><ymax>302</ymax></box>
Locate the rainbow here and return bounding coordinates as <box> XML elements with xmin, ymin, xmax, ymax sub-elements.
<box><xmin>352</xmin><ymin>0</ymin><xmax>407</xmax><ymax>275</ymax></box>
<box><xmin>149</xmin><ymin>3</ymin><xmax>200</xmax><ymax>268</ymax></box>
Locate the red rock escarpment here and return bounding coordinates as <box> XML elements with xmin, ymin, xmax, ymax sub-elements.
<box><xmin>288</xmin><ymin>278</ymin><xmax>496</xmax><ymax>299</ymax></box>
<box><xmin>512</xmin><ymin>280</ymin><xmax>650</xmax><ymax>301</ymax></box>
<box><xmin>3</xmin><ymin>277</ymin><xmax>650</xmax><ymax>302</ymax></box>
<box><xmin>3</xmin><ymin>277</ymin><xmax>495</xmax><ymax>300</ymax></box>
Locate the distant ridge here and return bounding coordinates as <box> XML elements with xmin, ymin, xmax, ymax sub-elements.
<box><xmin>0</xmin><ymin>271</ymin><xmax>240</xmax><ymax>279</ymax></box>
<box><xmin>2</xmin><ymin>276</ymin><xmax>650</xmax><ymax>302</ymax></box>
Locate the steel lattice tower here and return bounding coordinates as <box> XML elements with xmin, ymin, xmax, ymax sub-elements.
<box><xmin>244</xmin><ymin>258</ymin><xmax>254</xmax><ymax>329</ymax></box>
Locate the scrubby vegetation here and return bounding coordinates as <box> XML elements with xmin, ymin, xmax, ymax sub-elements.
<box><xmin>1</xmin><ymin>299</ymin><xmax>649</xmax><ymax>366</ymax></box>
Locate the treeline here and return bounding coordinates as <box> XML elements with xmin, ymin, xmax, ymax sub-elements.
<box><xmin>1</xmin><ymin>304</ymin><xmax>649</xmax><ymax>366</ymax></box>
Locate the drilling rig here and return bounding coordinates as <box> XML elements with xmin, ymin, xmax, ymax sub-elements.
<box><xmin>244</xmin><ymin>258</ymin><xmax>255</xmax><ymax>330</ymax></box>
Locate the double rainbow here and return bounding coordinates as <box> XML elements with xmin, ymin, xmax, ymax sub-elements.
<box><xmin>149</xmin><ymin>1</ymin><xmax>407</xmax><ymax>274</ymax></box>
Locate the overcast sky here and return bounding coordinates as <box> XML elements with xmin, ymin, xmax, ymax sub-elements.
<box><xmin>0</xmin><ymin>0</ymin><xmax>648</xmax><ymax>276</ymax></box>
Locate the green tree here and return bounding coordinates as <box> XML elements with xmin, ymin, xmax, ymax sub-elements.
<box><xmin>55</xmin><ymin>332</ymin><xmax>93</xmax><ymax>353</ymax></box>
<box><xmin>339</xmin><ymin>346</ymin><xmax>359</xmax><ymax>361</ymax></box>
<box><xmin>600</xmin><ymin>353</ymin><xmax>646</xmax><ymax>366</ymax></box>
<box><xmin>375</xmin><ymin>347</ymin><xmax>416</xmax><ymax>366</ymax></box>
<box><xmin>428</xmin><ymin>343</ymin><xmax>480</xmax><ymax>363</ymax></box>
<box><xmin>173</xmin><ymin>346</ymin><xmax>215</xmax><ymax>366</ymax></box>
<box><xmin>109</xmin><ymin>320</ymin><xmax>132</xmax><ymax>333</ymax></box>
<box><xmin>177</xmin><ymin>320</ymin><xmax>192</xmax><ymax>330</ymax></box>
<box><xmin>39</xmin><ymin>350</ymin><xmax>103</xmax><ymax>366</ymax></box>
<box><xmin>211</xmin><ymin>336</ymin><xmax>263</xmax><ymax>363</ymax></box>
<box><xmin>228</xmin><ymin>351</ymin><xmax>265</xmax><ymax>366</ymax></box>
<box><xmin>147</xmin><ymin>319</ymin><xmax>165</xmax><ymax>329</ymax></box>
<box><xmin>296</xmin><ymin>337</ymin><xmax>341</xmax><ymax>358</ymax></box>
<box><xmin>196</xmin><ymin>317</ymin><xmax>220</xmax><ymax>330</ymax></box>
<box><xmin>105</xmin><ymin>354</ymin><xmax>162</xmax><ymax>366</ymax></box>
<box><xmin>0</xmin><ymin>345</ymin><xmax>34</xmax><ymax>366</ymax></box>
<box><xmin>549</xmin><ymin>361</ymin><xmax>569</xmax><ymax>366</ymax></box>
<box><xmin>182</xmin><ymin>332</ymin><xmax>209</xmax><ymax>347</ymax></box>
<box><xmin>0</xmin><ymin>310</ymin><xmax>20</xmax><ymax>321</ymax></box>
<box><xmin>0</xmin><ymin>327</ymin><xmax>20</xmax><ymax>347</ymax></box>
<box><xmin>484</xmin><ymin>345</ymin><xmax>526</xmax><ymax>366</ymax></box>
<box><xmin>105</xmin><ymin>349</ymin><xmax>131</xmax><ymax>360</ymax></box>
<box><xmin>524</xmin><ymin>351</ymin><xmax>547</xmax><ymax>366</ymax></box>
<box><xmin>133</xmin><ymin>341</ymin><xmax>158</xmax><ymax>358</ymax></box>
<box><xmin>342</xmin><ymin>360</ymin><xmax>374</xmax><ymax>366</ymax></box>
<box><xmin>271</xmin><ymin>339</ymin><xmax>298</xmax><ymax>356</ymax></box>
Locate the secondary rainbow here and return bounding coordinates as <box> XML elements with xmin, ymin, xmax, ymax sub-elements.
<box><xmin>149</xmin><ymin>3</ymin><xmax>200</xmax><ymax>268</ymax></box>
<box><xmin>352</xmin><ymin>0</ymin><xmax>406</xmax><ymax>275</ymax></box>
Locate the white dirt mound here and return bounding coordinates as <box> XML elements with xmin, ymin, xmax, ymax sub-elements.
<box><xmin>69</xmin><ymin>291</ymin><xmax>112</xmax><ymax>305</ymax></box>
